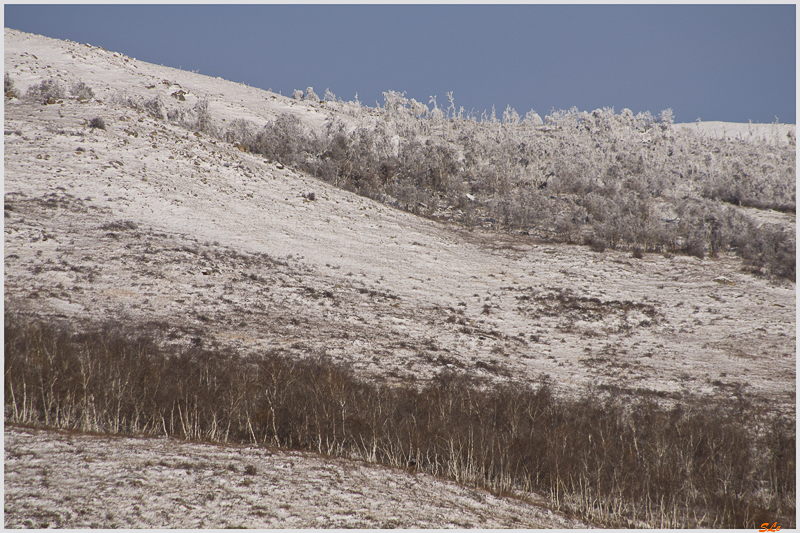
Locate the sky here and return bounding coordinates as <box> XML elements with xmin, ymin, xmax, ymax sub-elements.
<box><xmin>4</xmin><ymin>4</ymin><xmax>796</xmax><ymax>124</ymax></box>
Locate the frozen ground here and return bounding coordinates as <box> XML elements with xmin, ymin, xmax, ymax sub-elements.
<box><xmin>3</xmin><ymin>28</ymin><xmax>796</xmax><ymax>528</ymax></box>
<box><xmin>4</xmin><ymin>425</ymin><xmax>589</xmax><ymax>528</ymax></box>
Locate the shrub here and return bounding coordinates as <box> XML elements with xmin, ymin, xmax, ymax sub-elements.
<box><xmin>26</xmin><ymin>78</ymin><xmax>67</xmax><ymax>104</ymax></box>
<box><xmin>686</xmin><ymin>236</ymin><xmax>706</xmax><ymax>259</ymax></box>
<box><xmin>249</xmin><ymin>113</ymin><xmax>317</xmax><ymax>166</ymax></box>
<box><xmin>4</xmin><ymin>73</ymin><xmax>19</xmax><ymax>98</ymax></box>
<box><xmin>142</xmin><ymin>97</ymin><xmax>166</xmax><ymax>120</ymax></box>
<box><xmin>89</xmin><ymin>117</ymin><xmax>106</xmax><ymax>130</ymax></box>
<box><xmin>188</xmin><ymin>99</ymin><xmax>214</xmax><ymax>134</ymax></box>
<box><xmin>305</xmin><ymin>87</ymin><xmax>319</xmax><ymax>103</ymax></box>
<box><xmin>70</xmin><ymin>81</ymin><xmax>94</xmax><ymax>101</ymax></box>
<box><xmin>588</xmin><ymin>236</ymin><xmax>606</xmax><ymax>253</ymax></box>
<box><xmin>112</xmin><ymin>92</ymin><xmax>166</xmax><ymax>120</ymax></box>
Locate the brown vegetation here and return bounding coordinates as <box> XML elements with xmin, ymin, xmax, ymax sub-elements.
<box><xmin>5</xmin><ymin>313</ymin><xmax>794</xmax><ymax>528</ymax></box>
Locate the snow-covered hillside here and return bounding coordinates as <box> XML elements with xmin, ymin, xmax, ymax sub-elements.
<box><xmin>5</xmin><ymin>425</ymin><xmax>589</xmax><ymax>528</ymax></box>
<box><xmin>5</xmin><ymin>26</ymin><xmax>794</xmax><ymax>404</ymax></box>
<box><xmin>4</xmin><ymin>28</ymin><xmax>796</xmax><ymax>528</ymax></box>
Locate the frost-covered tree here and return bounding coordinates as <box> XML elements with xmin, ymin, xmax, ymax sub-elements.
<box><xmin>659</xmin><ymin>108</ymin><xmax>674</xmax><ymax>128</ymax></box>
<box><xmin>305</xmin><ymin>87</ymin><xmax>319</xmax><ymax>103</ymax></box>
<box><xmin>502</xmin><ymin>105</ymin><xmax>520</xmax><ymax>125</ymax></box>
<box><xmin>383</xmin><ymin>90</ymin><xmax>409</xmax><ymax>116</ymax></box>
<box><xmin>408</xmin><ymin>98</ymin><xmax>428</xmax><ymax>118</ymax></box>
<box><xmin>523</xmin><ymin>109</ymin><xmax>543</xmax><ymax>126</ymax></box>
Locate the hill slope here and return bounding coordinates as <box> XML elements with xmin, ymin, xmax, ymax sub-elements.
<box><xmin>5</xmin><ymin>425</ymin><xmax>588</xmax><ymax>528</ymax></box>
<box><xmin>5</xmin><ymin>27</ymin><xmax>794</xmax><ymax>407</ymax></box>
<box><xmin>4</xmin><ymin>28</ymin><xmax>796</xmax><ymax>527</ymax></box>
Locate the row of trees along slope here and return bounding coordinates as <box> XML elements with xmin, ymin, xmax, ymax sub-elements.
<box><xmin>215</xmin><ymin>90</ymin><xmax>795</xmax><ymax>280</ymax></box>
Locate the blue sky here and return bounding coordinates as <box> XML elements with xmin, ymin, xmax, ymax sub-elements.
<box><xmin>4</xmin><ymin>4</ymin><xmax>796</xmax><ymax>124</ymax></box>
